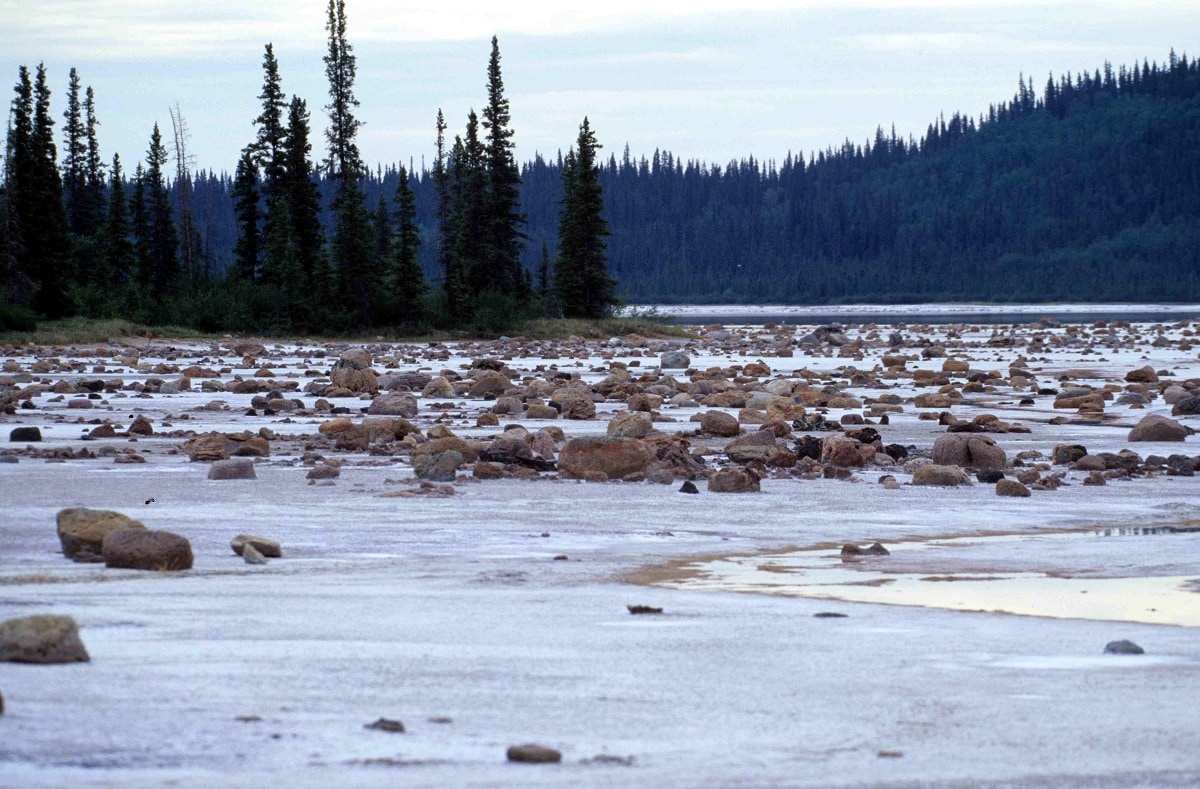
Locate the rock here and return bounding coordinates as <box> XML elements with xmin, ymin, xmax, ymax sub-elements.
<box><xmin>707</xmin><ymin>467</ymin><xmax>761</xmax><ymax>493</ymax></box>
<box><xmin>911</xmin><ymin>464</ymin><xmax>968</xmax><ymax>486</ymax></box>
<box><xmin>996</xmin><ymin>479</ymin><xmax>1031</xmax><ymax>497</ymax></box>
<box><xmin>1172</xmin><ymin>395</ymin><xmax>1200</xmax><ymax>417</ymax></box>
<box><xmin>507</xmin><ymin>744</ymin><xmax>562</xmax><ymax>763</ymax></box>
<box><xmin>231</xmin><ymin>534</ymin><xmax>282</xmax><ymax>558</ymax></box>
<box><xmin>413</xmin><ymin>436</ymin><xmax>481</xmax><ymax>463</ymax></box>
<box><xmin>552</xmin><ymin>389</ymin><xmax>596</xmax><ymax>420</ymax></box>
<box><xmin>128</xmin><ymin>414</ymin><xmax>154</xmax><ymax>435</ymax></box>
<box><xmin>57</xmin><ymin>507</ymin><xmax>147</xmax><ymax>559</ymax></box>
<box><xmin>306</xmin><ymin>464</ymin><xmax>340</xmax><ymax>480</ymax></box>
<box><xmin>422</xmin><ymin>376</ymin><xmax>455</xmax><ymax>399</ymax></box>
<box><xmin>337</xmin><ymin>347</ymin><xmax>372</xmax><ymax>368</ymax></box>
<box><xmin>1124</xmin><ymin>365</ymin><xmax>1158</xmax><ymax>383</ymax></box>
<box><xmin>185</xmin><ymin>433</ymin><xmax>231</xmax><ymax>461</ymax></box>
<box><xmin>1104</xmin><ymin>639</ymin><xmax>1144</xmax><ymax>655</ymax></box>
<box><xmin>821</xmin><ymin>435</ymin><xmax>866</xmax><ymax>468</ymax></box>
<box><xmin>9</xmin><ymin>426</ymin><xmax>42</xmax><ymax>442</ymax></box>
<box><xmin>468</xmin><ymin>370</ymin><xmax>512</xmax><ymax>397</ymax></box>
<box><xmin>365</xmin><ymin>717</ymin><xmax>406</xmax><ymax>733</ymax></box>
<box><xmin>86</xmin><ymin>423</ymin><xmax>117</xmax><ymax>439</ymax></box>
<box><xmin>700</xmin><ymin>410</ymin><xmax>740</xmax><ymax>437</ymax></box>
<box><xmin>0</xmin><ymin>615</ymin><xmax>90</xmax><ymax>664</ymax></box>
<box><xmin>975</xmin><ymin>469</ymin><xmax>1004</xmax><ymax>484</ymax></box>
<box><xmin>103</xmin><ymin>529</ymin><xmax>194</xmax><ymax>571</ymax></box>
<box><xmin>932</xmin><ymin>433</ymin><xmax>1006</xmax><ymax>469</ymax></box>
<box><xmin>726</xmin><ymin>429</ymin><xmax>777</xmax><ymax>463</ymax></box>
<box><xmin>412</xmin><ymin>450</ymin><xmax>464</xmax><ymax>482</ymax></box>
<box><xmin>607</xmin><ymin>411</ymin><xmax>654</xmax><ymax>439</ymax></box>
<box><xmin>232</xmin><ymin>436</ymin><xmax>270</xmax><ymax>457</ymax></box>
<box><xmin>330</xmin><ymin>366</ymin><xmax>379</xmax><ymax>394</ymax></box>
<box><xmin>660</xmin><ymin>350</ymin><xmax>690</xmax><ymax>369</ymax></box>
<box><xmin>473</xmin><ymin>460</ymin><xmax>504</xmax><ymax>479</ymax></box>
<box><xmin>679</xmin><ymin>480</ymin><xmax>699</xmax><ymax>494</ymax></box>
<box><xmin>627</xmin><ymin>605</ymin><xmax>663</xmax><ymax>614</ymax></box>
<box><xmin>208</xmin><ymin>458</ymin><xmax>257</xmax><ymax>480</ymax></box>
<box><xmin>1074</xmin><ymin>454</ymin><xmax>1107</xmax><ymax>471</ymax></box>
<box><xmin>1052</xmin><ymin>444</ymin><xmax>1088</xmax><ymax>465</ymax></box>
<box><xmin>1128</xmin><ymin>414</ymin><xmax>1188</xmax><ymax>442</ymax></box>
<box><xmin>367</xmin><ymin>392</ymin><xmax>418</xmax><ymax>418</ymax></box>
<box><xmin>558</xmin><ymin>437</ymin><xmax>655</xmax><ymax>480</ymax></box>
<box><xmin>1082</xmin><ymin>471</ymin><xmax>1107</xmax><ymax>486</ymax></box>
<box><xmin>241</xmin><ymin>543</ymin><xmax>267</xmax><ymax>565</ymax></box>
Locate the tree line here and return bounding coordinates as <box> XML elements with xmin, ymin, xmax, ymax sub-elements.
<box><xmin>4</xmin><ymin>29</ymin><xmax>1199</xmax><ymax>332</ymax></box>
<box><xmin>1</xmin><ymin>0</ymin><xmax>615</xmax><ymax>333</ymax></box>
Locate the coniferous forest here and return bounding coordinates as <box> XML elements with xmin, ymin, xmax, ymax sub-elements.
<box><xmin>3</xmin><ymin>0</ymin><xmax>1199</xmax><ymax>334</ymax></box>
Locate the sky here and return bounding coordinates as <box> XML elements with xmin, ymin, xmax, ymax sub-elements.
<box><xmin>4</xmin><ymin>0</ymin><xmax>1199</xmax><ymax>175</ymax></box>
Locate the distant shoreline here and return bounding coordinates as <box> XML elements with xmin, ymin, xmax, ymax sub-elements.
<box><xmin>633</xmin><ymin>303</ymin><xmax>1200</xmax><ymax>317</ymax></box>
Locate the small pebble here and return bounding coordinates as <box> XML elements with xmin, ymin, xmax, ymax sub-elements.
<box><xmin>1104</xmin><ymin>639</ymin><xmax>1144</xmax><ymax>655</ymax></box>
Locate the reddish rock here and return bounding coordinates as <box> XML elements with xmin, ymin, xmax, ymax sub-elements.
<box><xmin>558</xmin><ymin>437</ymin><xmax>655</xmax><ymax>480</ymax></box>
<box><xmin>707</xmin><ymin>467</ymin><xmax>761</xmax><ymax>493</ymax></box>
<box><xmin>102</xmin><ymin>529</ymin><xmax>194</xmax><ymax>571</ymax></box>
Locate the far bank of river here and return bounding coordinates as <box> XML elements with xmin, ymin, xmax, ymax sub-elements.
<box><xmin>641</xmin><ymin>304</ymin><xmax>1200</xmax><ymax>326</ymax></box>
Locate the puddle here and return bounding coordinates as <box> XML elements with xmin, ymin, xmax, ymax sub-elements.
<box><xmin>648</xmin><ymin>529</ymin><xmax>1200</xmax><ymax>627</ymax></box>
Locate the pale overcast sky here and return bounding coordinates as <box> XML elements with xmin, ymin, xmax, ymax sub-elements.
<box><xmin>4</xmin><ymin>1</ymin><xmax>1198</xmax><ymax>174</ymax></box>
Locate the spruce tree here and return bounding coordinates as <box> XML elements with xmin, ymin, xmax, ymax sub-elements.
<box><xmin>28</xmin><ymin>64</ymin><xmax>74</xmax><ymax>317</ymax></box>
<box><xmin>434</xmin><ymin>108</ymin><xmax>466</xmax><ymax>322</ymax></box>
<box><xmin>61</xmin><ymin>67</ymin><xmax>87</xmax><ymax>235</ymax></box>
<box><xmin>82</xmin><ymin>85</ymin><xmax>105</xmax><ymax>235</ymax></box>
<box><xmin>282</xmin><ymin>96</ymin><xmax>324</xmax><ymax>286</ymax></box>
<box><xmin>454</xmin><ymin>112</ymin><xmax>488</xmax><ymax>305</ymax></box>
<box><xmin>4</xmin><ymin>67</ymin><xmax>35</xmax><ymax>306</ymax></box>
<box><xmin>536</xmin><ymin>240</ymin><xmax>557</xmax><ymax>317</ymax></box>
<box><xmin>143</xmin><ymin>123</ymin><xmax>179</xmax><ymax>297</ymax></box>
<box><xmin>231</xmin><ymin>146</ymin><xmax>261</xmax><ymax>282</ymax></box>
<box><xmin>481</xmin><ymin>36</ymin><xmax>526</xmax><ymax>302</ymax></box>
<box><xmin>391</xmin><ymin>165</ymin><xmax>426</xmax><ymax>326</ymax></box>
<box><xmin>101</xmin><ymin>153</ymin><xmax>133</xmax><ymax>288</ymax></box>
<box><xmin>129</xmin><ymin>162</ymin><xmax>151</xmax><ymax>293</ymax></box>
<box><xmin>554</xmin><ymin>118</ymin><xmax>615</xmax><ymax>319</ymax></box>
<box><xmin>254</xmin><ymin>44</ymin><xmax>290</xmax><ymax>286</ymax></box>
<box><xmin>323</xmin><ymin>0</ymin><xmax>373</xmax><ymax>326</ymax></box>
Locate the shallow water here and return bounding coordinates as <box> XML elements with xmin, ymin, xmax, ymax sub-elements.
<box><xmin>656</xmin><ymin>531</ymin><xmax>1200</xmax><ymax>627</ymax></box>
<box><xmin>668</xmin><ymin>310</ymin><xmax>1200</xmax><ymax>326</ymax></box>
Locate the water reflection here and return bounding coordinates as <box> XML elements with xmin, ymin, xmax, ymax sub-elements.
<box><xmin>656</xmin><ymin>531</ymin><xmax>1200</xmax><ymax>627</ymax></box>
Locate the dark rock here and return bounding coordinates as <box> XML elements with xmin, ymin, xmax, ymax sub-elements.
<box><xmin>102</xmin><ymin>529</ymin><xmax>194</xmax><ymax>571</ymax></box>
<box><xmin>413</xmin><ymin>450</ymin><xmax>464</xmax><ymax>482</ymax></box>
<box><xmin>976</xmin><ymin>469</ymin><xmax>1005</xmax><ymax>483</ymax></box>
<box><xmin>627</xmin><ymin>605</ymin><xmax>663</xmax><ymax>614</ymax></box>
<box><xmin>208</xmin><ymin>458</ymin><xmax>257</xmax><ymax>480</ymax></box>
<box><xmin>0</xmin><ymin>615</ymin><xmax>90</xmax><ymax>664</ymax></box>
<box><xmin>1104</xmin><ymin>639</ymin><xmax>1144</xmax><ymax>655</ymax></box>
<box><xmin>9</xmin><ymin>427</ymin><xmax>41</xmax><ymax>442</ymax></box>
<box><xmin>813</xmin><ymin>612</ymin><xmax>848</xmax><ymax>618</ymax></box>
<box><xmin>883</xmin><ymin>443</ymin><xmax>909</xmax><ymax>461</ymax></box>
<box><xmin>306</xmin><ymin>464</ymin><xmax>340</xmax><ymax>480</ymax></box>
<box><xmin>507</xmin><ymin>744</ymin><xmax>562</xmax><ymax>764</ymax></box>
<box><xmin>996</xmin><ymin>479</ymin><xmax>1031</xmax><ymax>497</ymax></box>
<box><xmin>678</xmin><ymin>480</ymin><xmax>699</xmax><ymax>494</ymax></box>
<box><xmin>365</xmin><ymin>718</ymin><xmax>406</xmax><ymax>733</ymax></box>
<box><xmin>1172</xmin><ymin>395</ymin><xmax>1200</xmax><ymax>417</ymax></box>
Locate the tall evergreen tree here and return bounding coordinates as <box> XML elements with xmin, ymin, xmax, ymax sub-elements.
<box><xmin>27</xmin><ymin>64</ymin><xmax>74</xmax><ymax>317</ymax></box>
<box><xmin>255</xmin><ymin>44</ymin><xmax>290</xmax><ymax>285</ymax></box>
<box><xmin>323</xmin><ymin>0</ymin><xmax>373</xmax><ymax>326</ymax></box>
<box><xmin>143</xmin><ymin>123</ymin><xmax>179</xmax><ymax>296</ymax></box>
<box><xmin>282</xmin><ymin>96</ymin><xmax>324</xmax><ymax>286</ymax></box>
<box><xmin>82</xmin><ymin>85</ymin><xmax>105</xmax><ymax>235</ymax></box>
<box><xmin>434</xmin><ymin>108</ymin><xmax>466</xmax><ymax>322</ymax></box>
<box><xmin>536</xmin><ymin>240</ymin><xmax>557</xmax><ymax>317</ymax></box>
<box><xmin>554</xmin><ymin>118</ymin><xmax>615</xmax><ymax>319</ymax></box>
<box><xmin>454</xmin><ymin>112</ymin><xmax>488</xmax><ymax>306</ymax></box>
<box><xmin>231</xmin><ymin>146</ymin><xmax>261</xmax><ymax>282</ymax></box>
<box><xmin>4</xmin><ymin>68</ymin><xmax>34</xmax><ymax>306</ymax></box>
<box><xmin>390</xmin><ymin>165</ymin><xmax>426</xmax><ymax>326</ymax></box>
<box><xmin>129</xmin><ymin>162</ymin><xmax>151</xmax><ymax>291</ymax></box>
<box><xmin>101</xmin><ymin>153</ymin><xmax>133</xmax><ymax>289</ymax></box>
<box><xmin>61</xmin><ymin>67</ymin><xmax>87</xmax><ymax>235</ymax></box>
<box><xmin>480</xmin><ymin>36</ymin><xmax>527</xmax><ymax>303</ymax></box>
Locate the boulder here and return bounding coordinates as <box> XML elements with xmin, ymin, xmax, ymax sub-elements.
<box><xmin>330</xmin><ymin>367</ymin><xmax>379</xmax><ymax>394</ymax></box>
<box><xmin>422</xmin><ymin>376</ymin><xmax>455</xmax><ymax>399</ymax></box>
<box><xmin>726</xmin><ymin>429</ymin><xmax>777</xmax><ymax>463</ymax></box>
<box><xmin>367</xmin><ymin>392</ymin><xmax>418</xmax><ymax>418</ymax></box>
<box><xmin>660</xmin><ymin>350</ymin><xmax>691</xmax><ymax>369</ymax></box>
<box><xmin>231</xmin><ymin>534</ymin><xmax>282</xmax><ymax>558</ymax></box>
<box><xmin>412</xmin><ymin>436</ymin><xmax>481</xmax><ymax>463</ymax></box>
<box><xmin>338</xmin><ymin>348</ymin><xmax>372</xmax><ymax>368</ymax></box>
<box><xmin>232</xmin><ymin>437</ymin><xmax>270</xmax><ymax>457</ymax></box>
<box><xmin>558</xmin><ymin>437</ymin><xmax>655</xmax><ymax>480</ymax></box>
<box><xmin>552</xmin><ymin>390</ymin><xmax>596</xmax><ymax>420</ymax></box>
<box><xmin>306</xmin><ymin>464</ymin><xmax>340</xmax><ymax>480</ymax></box>
<box><xmin>57</xmin><ymin>507</ymin><xmax>146</xmax><ymax>559</ymax></box>
<box><xmin>1124</xmin><ymin>366</ymin><xmax>1158</xmax><ymax>383</ymax></box>
<box><xmin>507</xmin><ymin>744</ymin><xmax>562</xmax><ymax>764</ymax></box>
<box><xmin>1104</xmin><ymin>639</ymin><xmax>1144</xmax><ymax>655</ymax></box>
<box><xmin>1128</xmin><ymin>414</ymin><xmax>1188</xmax><ymax>442</ymax></box>
<box><xmin>911</xmin><ymin>464</ymin><xmax>968</xmax><ymax>486</ymax></box>
<box><xmin>102</xmin><ymin>529</ymin><xmax>194</xmax><ymax>571</ymax></box>
<box><xmin>412</xmin><ymin>450</ymin><xmax>464</xmax><ymax>482</ymax></box>
<box><xmin>208</xmin><ymin>458</ymin><xmax>257</xmax><ymax>480</ymax></box>
<box><xmin>996</xmin><ymin>479</ymin><xmax>1031</xmax><ymax>497</ymax></box>
<box><xmin>468</xmin><ymin>370</ymin><xmax>511</xmax><ymax>397</ymax></box>
<box><xmin>707</xmin><ymin>467</ymin><xmax>761</xmax><ymax>493</ymax></box>
<box><xmin>241</xmin><ymin>543</ymin><xmax>267</xmax><ymax>565</ymax></box>
<box><xmin>128</xmin><ymin>415</ymin><xmax>154</xmax><ymax>435</ymax></box>
<box><xmin>0</xmin><ymin>615</ymin><xmax>89</xmax><ymax>664</ymax></box>
<box><xmin>607</xmin><ymin>411</ymin><xmax>654</xmax><ymax>439</ymax></box>
<box><xmin>932</xmin><ymin>433</ymin><xmax>1005</xmax><ymax>469</ymax></box>
<box><xmin>1052</xmin><ymin>444</ymin><xmax>1088</xmax><ymax>465</ymax></box>
<box><xmin>1172</xmin><ymin>395</ymin><xmax>1200</xmax><ymax>417</ymax></box>
<box><xmin>821</xmin><ymin>436</ymin><xmax>866</xmax><ymax>468</ymax></box>
<box><xmin>185</xmin><ymin>433</ymin><xmax>231</xmax><ymax>461</ymax></box>
<box><xmin>700</xmin><ymin>410</ymin><xmax>739</xmax><ymax>437</ymax></box>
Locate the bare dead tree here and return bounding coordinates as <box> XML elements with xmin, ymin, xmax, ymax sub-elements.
<box><xmin>168</xmin><ymin>103</ymin><xmax>200</xmax><ymax>282</ymax></box>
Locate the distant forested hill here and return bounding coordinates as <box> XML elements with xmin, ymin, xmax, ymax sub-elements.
<box><xmin>186</xmin><ymin>52</ymin><xmax>1200</xmax><ymax>305</ymax></box>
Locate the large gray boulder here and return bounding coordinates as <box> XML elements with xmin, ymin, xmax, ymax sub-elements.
<box><xmin>367</xmin><ymin>392</ymin><xmax>419</xmax><ymax>418</ymax></box>
<box><xmin>57</xmin><ymin>508</ymin><xmax>147</xmax><ymax>559</ymax></box>
<box><xmin>1128</xmin><ymin>414</ymin><xmax>1188</xmax><ymax>442</ymax></box>
<box><xmin>102</xmin><ymin>530</ymin><xmax>194</xmax><ymax>571</ymax></box>
<box><xmin>0</xmin><ymin>615</ymin><xmax>90</xmax><ymax>664</ymax></box>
